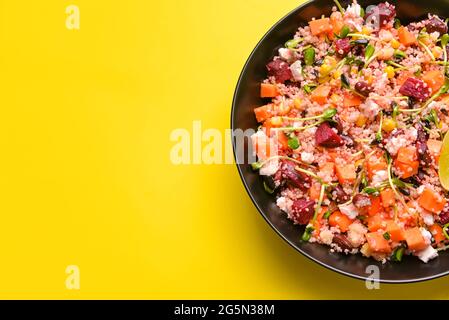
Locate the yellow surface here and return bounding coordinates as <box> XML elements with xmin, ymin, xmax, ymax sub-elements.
<box><xmin>0</xmin><ymin>0</ymin><xmax>448</xmax><ymax>299</ymax></box>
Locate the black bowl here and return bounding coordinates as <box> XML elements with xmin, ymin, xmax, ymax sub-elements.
<box><xmin>231</xmin><ymin>0</ymin><xmax>449</xmax><ymax>283</ymax></box>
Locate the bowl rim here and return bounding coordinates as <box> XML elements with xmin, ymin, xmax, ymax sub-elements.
<box><xmin>230</xmin><ymin>0</ymin><xmax>449</xmax><ymax>284</ymax></box>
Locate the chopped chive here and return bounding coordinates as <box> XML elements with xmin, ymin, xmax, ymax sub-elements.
<box><xmin>383</xmin><ymin>232</ymin><xmax>391</xmax><ymax>240</ymax></box>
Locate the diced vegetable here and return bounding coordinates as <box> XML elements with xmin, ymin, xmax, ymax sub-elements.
<box><xmin>422</xmin><ymin>70</ymin><xmax>445</xmax><ymax>94</ymax></box>
<box><xmin>309</xmin><ymin>18</ymin><xmax>332</xmax><ymax>36</ymax></box>
<box><xmin>260</xmin><ymin>83</ymin><xmax>279</xmax><ymax>98</ymax></box>
<box><xmin>398</xmin><ymin>27</ymin><xmax>417</xmax><ymax>46</ymax></box>
<box><xmin>395</xmin><ymin>146</ymin><xmax>419</xmax><ymax>179</ymax></box>
<box><xmin>366</xmin><ymin>155</ymin><xmax>388</xmax><ymax>179</ymax></box>
<box><xmin>336</xmin><ymin>164</ymin><xmax>356</xmax><ymax>184</ymax></box>
<box><xmin>418</xmin><ymin>187</ymin><xmax>447</xmax><ymax>214</ymax></box>
<box><xmin>315</xmin><ymin>122</ymin><xmax>344</xmax><ymax>148</ymax></box>
<box><xmin>329</xmin><ymin>211</ymin><xmax>353</xmax><ymax>232</ymax></box>
<box><xmin>394</xmin><ymin>159</ymin><xmax>419</xmax><ymax>179</ymax></box>
<box><xmin>429</xmin><ymin>224</ymin><xmax>446</xmax><ymax>244</ymax></box>
<box><xmin>309</xmin><ymin>182</ymin><xmax>322</xmax><ymax>201</ymax></box>
<box><xmin>254</xmin><ymin>104</ymin><xmax>273</xmax><ymax>123</ymax></box>
<box><xmin>277</xmin><ymin>131</ymin><xmax>289</xmax><ymax>149</ymax></box>
<box><xmin>343</xmin><ymin>93</ymin><xmax>363</xmax><ymax>108</ymax></box>
<box><xmin>404</xmin><ymin>227</ymin><xmax>427</xmax><ymax>251</ymax></box>
<box><xmin>311</xmin><ymin>85</ymin><xmax>331</xmax><ymax>105</ymax></box>
<box><xmin>319</xmin><ymin>162</ymin><xmax>335</xmax><ymax>179</ymax></box>
<box><xmin>330</xmin><ymin>13</ymin><xmax>344</xmax><ymax>36</ymax></box>
<box><xmin>386</xmin><ymin>220</ymin><xmax>405</xmax><ymax>242</ymax></box>
<box><xmin>397</xmin><ymin>146</ymin><xmax>418</xmax><ymax>163</ymax></box>
<box><xmin>380</xmin><ymin>188</ymin><xmax>395</xmax><ymax>208</ymax></box>
<box><xmin>368</xmin><ymin>196</ymin><xmax>383</xmax><ymax>216</ymax></box>
<box><xmin>366</xmin><ymin>232</ymin><xmax>392</xmax><ymax>253</ymax></box>
<box><xmin>367</xmin><ymin>215</ymin><xmax>386</xmax><ymax>232</ymax></box>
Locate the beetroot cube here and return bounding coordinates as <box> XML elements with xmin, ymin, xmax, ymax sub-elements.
<box><xmin>335</xmin><ymin>38</ymin><xmax>351</xmax><ymax>57</ymax></box>
<box><xmin>399</xmin><ymin>78</ymin><xmax>431</xmax><ymax>101</ymax></box>
<box><xmin>281</xmin><ymin>161</ymin><xmax>311</xmax><ymax>190</ymax></box>
<box><xmin>291</xmin><ymin>199</ymin><xmax>316</xmax><ymax>225</ymax></box>
<box><xmin>315</xmin><ymin>122</ymin><xmax>344</xmax><ymax>148</ymax></box>
<box><xmin>266</xmin><ymin>59</ymin><xmax>292</xmax><ymax>83</ymax></box>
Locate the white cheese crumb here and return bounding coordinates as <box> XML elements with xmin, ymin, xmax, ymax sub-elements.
<box><xmin>339</xmin><ymin>203</ymin><xmax>358</xmax><ymax>220</ymax></box>
<box><xmin>301</xmin><ymin>152</ymin><xmax>314</xmax><ymax>164</ymax></box>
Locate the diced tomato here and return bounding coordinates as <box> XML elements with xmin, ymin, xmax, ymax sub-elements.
<box><xmin>368</xmin><ymin>196</ymin><xmax>383</xmax><ymax>216</ymax></box>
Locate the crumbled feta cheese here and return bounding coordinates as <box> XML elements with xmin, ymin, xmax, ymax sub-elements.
<box><xmin>320</xmin><ymin>229</ymin><xmax>334</xmax><ymax>245</ymax></box>
<box><xmin>348</xmin><ymin>222</ymin><xmax>368</xmax><ymax>247</ymax></box>
<box><xmin>301</xmin><ymin>152</ymin><xmax>314</xmax><ymax>164</ymax></box>
<box><xmin>361</xmin><ymin>99</ymin><xmax>380</xmax><ymax>120</ymax></box>
<box><xmin>260</xmin><ymin>159</ymin><xmax>279</xmax><ymax>176</ymax></box>
<box><xmin>339</xmin><ymin>203</ymin><xmax>359</xmax><ymax>220</ymax></box>
<box><xmin>421</xmin><ymin>213</ymin><xmax>435</xmax><ymax>226</ymax></box>
<box><xmin>415</xmin><ymin>245</ymin><xmax>438</xmax><ymax>263</ymax></box>
<box><xmin>372</xmin><ymin>170</ymin><xmax>388</xmax><ymax>187</ymax></box>
<box><xmin>421</xmin><ymin>228</ymin><xmax>433</xmax><ymax>245</ymax></box>
<box><xmin>276</xmin><ymin>196</ymin><xmax>292</xmax><ymax>213</ymax></box>
<box><xmin>417</xmin><ymin>185</ymin><xmax>425</xmax><ymax>195</ymax></box>
<box><xmin>346</xmin><ymin>3</ymin><xmax>361</xmax><ymax>16</ymax></box>
<box><xmin>278</xmin><ymin>48</ymin><xmax>293</xmax><ymax>61</ymax></box>
<box><xmin>290</xmin><ymin>60</ymin><xmax>303</xmax><ymax>81</ymax></box>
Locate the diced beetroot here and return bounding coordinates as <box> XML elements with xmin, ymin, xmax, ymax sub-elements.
<box><xmin>425</xmin><ymin>16</ymin><xmax>448</xmax><ymax>34</ymax></box>
<box><xmin>335</xmin><ymin>38</ymin><xmax>351</xmax><ymax>57</ymax></box>
<box><xmin>365</xmin><ymin>2</ymin><xmax>396</xmax><ymax>28</ymax></box>
<box><xmin>399</xmin><ymin>78</ymin><xmax>431</xmax><ymax>101</ymax></box>
<box><xmin>315</xmin><ymin>122</ymin><xmax>344</xmax><ymax>148</ymax></box>
<box><xmin>291</xmin><ymin>199</ymin><xmax>316</xmax><ymax>225</ymax></box>
<box><xmin>440</xmin><ymin>208</ymin><xmax>449</xmax><ymax>224</ymax></box>
<box><xmin>266</xmin><ymin>59</ymin><xmax>292</xmax><ymax>83</ymax></box>
<box><xmin>280</xmin><ymin>161</ymin><xmax>311</xmax><ymax>190</ymax></box>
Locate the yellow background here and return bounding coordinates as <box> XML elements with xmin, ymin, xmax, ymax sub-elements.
<box><xmin>0</xmin><ymin>0</ymin><xmax>448</xmax><ymax>299</ymax></box>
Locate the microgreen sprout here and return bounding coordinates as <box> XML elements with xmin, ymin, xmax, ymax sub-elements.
<box><xmin>285</xmin><ymin>38</ymin><xmax>303</xmax><ymax>49</ymax></box>
<box><xmin>418</xmin><ymin>39</ymin><xmax>436</xmax><ymax>61</ymax></box>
